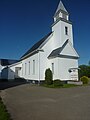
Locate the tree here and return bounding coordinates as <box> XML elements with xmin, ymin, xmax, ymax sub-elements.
<box><xmin>45</xmin><ymin>68</ymin><xmax>53</xmax><ymax>85</ymax></box>
<box><xmin>88</xmin><ymin>61</ymin><xmax>90</xmax><ymax>66</ymax></box>
<box><xmin>79</xmin><ymin>65</ymin><xmax>90</xmax><ymax>78</ymax></box>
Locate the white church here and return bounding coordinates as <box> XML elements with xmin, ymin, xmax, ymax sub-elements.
<box><xmin>0</xmin><ymin>1</ymin><xmax>79</xmax><ymax>82</ymax></box>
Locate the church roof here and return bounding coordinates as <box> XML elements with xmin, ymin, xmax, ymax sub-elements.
<box><xmin>21</xmin><ymin>32</ymin><xmax>52</xmax><ymax>59</ymax></box>
<box><xmin>0</xmin><ymin>59</ymin><xmax>18</xmax><ymax>66</ymax></box>
<box><xmin>48</xmin><ymin>40</ymin><xmax>79</xmax><ymax>59</ymax></box>
<box><xmin>54</xmin><ymin>1</ymin><xmax>68</xmax><ymax>16</ymax></box>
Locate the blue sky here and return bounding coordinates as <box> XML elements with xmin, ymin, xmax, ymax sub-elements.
<box><xmin>0</xmin><ymin>0</ymin><xmax>90</xmax><ymax>65</ymax></box>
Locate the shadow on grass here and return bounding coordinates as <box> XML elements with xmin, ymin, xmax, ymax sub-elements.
<box><xmin>0</xmin><ymin>79</ymin><xmax>27</xmax><ymax>90</ymax></box>
<box><xmin>0</xmin><ymin>97</ymin><xmax>12</xmax><ymax>120</ymax></box>
<box><xmin>41</xmin><ymin>83</ymin><xmax>80</xmax><ymax>89</ymax></box>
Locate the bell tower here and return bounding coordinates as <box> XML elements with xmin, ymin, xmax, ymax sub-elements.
<box><xmin>54</xmin><ymin>1</ymin><xmax>69</xmax><ymax>22</ymax></box>
<box><xmin>52</xmin><ymin>1</ymin><xmax>73</xmax><ymax>48</ymax></box>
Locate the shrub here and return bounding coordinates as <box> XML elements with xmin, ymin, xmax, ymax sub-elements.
<box><xmin>53</xmin><ymin>79</ymin><xmax>63</xmax><ymax>87</ymax></box>
<box><xmin>45</xmin><ymin>68</ymin><xmax>53</xmax><ymax>85</ymax></box>
<box><xmin>80</xmin><ymin>76</ymin><xmax>89</xmax><ymax>84</ymax></box>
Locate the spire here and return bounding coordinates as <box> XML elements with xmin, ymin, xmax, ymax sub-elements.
<box><xmin>55</xmin><ymin>1</ymin><xmax>68</xmax><ymax>15</ymax></box>
<box><xmin>53</xmin><ymin>1</ymin><xmax>69</xmax><ymax>22</ymax></box>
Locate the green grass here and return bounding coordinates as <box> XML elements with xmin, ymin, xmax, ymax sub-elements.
<box><xmin>41</xmin><ymin>83</ymin><xmax>78</xmax><ymax>88</ymax></box>
<box><xmin>0</xmin><ymin>97</ymin><xmax>11</xmax><ymax>120</ymax></box>
<box><xmin>63</xmin><ymin>84</ymin><xmax>78</xmax><ymax>88</ymax></box>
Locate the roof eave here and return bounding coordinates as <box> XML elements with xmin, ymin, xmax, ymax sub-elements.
<box><xmin>54</xmin><ymin>9</ymin><xmax>69</xmax><ymax>18</ymax></box>
<box><xmin>21</xmin><ymin>49</ymin><xmax>44</xmax><ymax>60</ymax></box>
<box><xmin>51</xmin><ymin>18</ymin><xmax>72</xmax><ymax>27</ymax></box>
<box><xmin>8</xmin><ymin>61</ymin><xmax>22</xmax><ymax>67</ymax></box>
<box><xmin>21</xmin><ymin>32</ymin><xmax>53</xmax><ymax>60</ymax></box>
<box><xmin>48</xmin><ymin>55</ymin><xmax>79</xmax><ymax>60</ymax></box>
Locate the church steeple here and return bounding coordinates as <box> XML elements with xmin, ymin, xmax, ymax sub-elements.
<box><xmin>54</xmin><ymin>1</ymin><xmax>69</xmax><ymax>22</ymax></box>
<box><xmin>55</xmin><ymin>1</ymin><xmax>68</xmax><ymax>14</ymax></box>
<box><xmin>52</xmin><ymin>0</ymin><xmax>73</xmax><ymax>48</ymax></box>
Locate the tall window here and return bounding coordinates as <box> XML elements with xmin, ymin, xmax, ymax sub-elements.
<box><xmin>22</xmin><ymin>64</ymin><xmax>23</xmax><ymax>76</ymax></box>
<box><xmin>52</xmin><ymin>63</ymin><xmax>54</xmax><ymax>74</ymax></box>
<box><xmin>33</xmin><ymin>60</ymin><xmax>35</xmax><ymax>74</ymax></box>
<box><xmin>25</xmin><ymin>63</ymin><xmax>27</xmax><ymax>75</ymax></box>
<box><xmin>29</xmin><ymin>61</ymin><xmax>30</xmax><ymax>75</ymax></box>
<box><xmin>65</xmin><ymin>26</ymin><xmax>68</xmax><ymax>35</ymax></box>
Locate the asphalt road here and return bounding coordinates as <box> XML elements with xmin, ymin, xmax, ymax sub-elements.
<box><xmin>1</xmin><ymin>84</ymin><xmax>90</xmax><ymax>120</ymax></box>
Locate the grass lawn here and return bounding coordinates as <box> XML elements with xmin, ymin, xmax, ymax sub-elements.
<box><xmin>0</xmin><ymin>97</ymin><xmax>11</xmax><ymax>120</ymax></box>
<box><xmin>41</xmin><ymin>83</ymin><xmax>78</xmax><ymax>88</ymax></box>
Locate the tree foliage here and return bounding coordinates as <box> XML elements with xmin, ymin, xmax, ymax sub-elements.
<box><xmin>45</xmin><ymin>68</ymin><xmax>53</xmax><ymax>85</ymax></box>
<box><xmin>79</xmin><ymin>65</ymin><xmax>90</xmax><ymax>78</ymax></box>
<box><xmin>88</xmin><ymin>61</ymin><xmax>90</xmax><ymax>66</ymax></box>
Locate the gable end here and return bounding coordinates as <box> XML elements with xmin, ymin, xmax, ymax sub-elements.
<box><xmin>48</xmin><ymin>39</ymin><xmax>79</xmax><ymax>59</ymax></box>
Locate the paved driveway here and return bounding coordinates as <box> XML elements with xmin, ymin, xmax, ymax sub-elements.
<box><xmin>1</xmin><ymin>84</ymin><xmax>90</xmax><ymax>120</ymax></box>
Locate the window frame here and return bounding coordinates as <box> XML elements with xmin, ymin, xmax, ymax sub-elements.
<box><xmin>25</xmin><ymin>63</ymin><xmax>27</xmax><ymax>75</ymax></box>
<box><xmin>33</xmin><ymin>60</ymin><xmax>35</xmax><ymax>75</ymax></box>
<box><xmin>52</xmin><ymin>63</ymin><xmax>54</xmax><ymax>74</ymax></box>
<box><xmin>29</xmin><ymin>61</ymin><xmax>30</xmax><ymax>75</ymax></box>
<box><xmin>22</xmin><ymin>64</ymin><xmax>23</xmax><ymax>76</ymax></box>
<box><xmin>65</xmin><ymin>26</ymin><xmax>68</xmax><ymax>35</ymax></box>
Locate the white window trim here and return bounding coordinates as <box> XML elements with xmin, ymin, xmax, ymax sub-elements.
<box><xmin>65</xmin><ymin>26</ymin><xmax>68</xmax><ymax>35</ymax></box>
<box><xmin>29</xmin><ymin>61</ymin><xmax>30</xmax><ymax>75</ymax></box>
<box><xmin>22</xmin><ymin>64</ymin><xmax>23</xmax><ymax>76</ymax></box>
<box><xmin>52</xmin><ymin>63</ymin><xmax>54</xmax><ymax>74</ymax></box>
<box><xmin>33</xmin><ymin>60</ymin><xmax>35</xmax><ymax>75</ymax></box>
<box><xmin>25</xmin><ymin>63</ymin><xmax>27</xmax><ymax>75</ymax></box>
